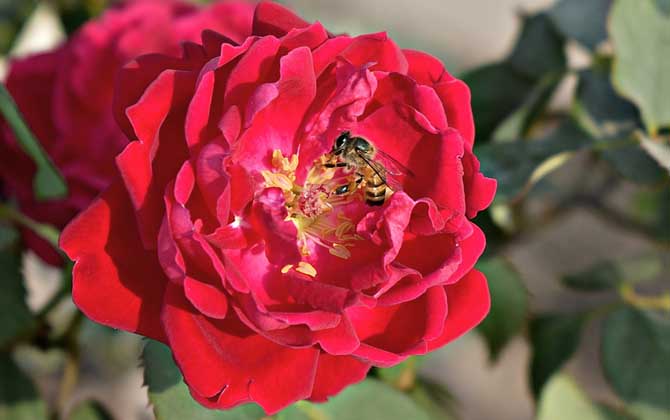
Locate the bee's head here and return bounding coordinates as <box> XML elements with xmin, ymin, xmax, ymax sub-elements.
<box><xmin>333</xmin><ymin>131</ymin><xmax>351</xmax><ymax>154</ymax></box>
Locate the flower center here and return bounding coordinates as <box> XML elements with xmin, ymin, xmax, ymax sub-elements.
<box><xmin>261</xmin><ymin>150</ymin><xmax>363</xmax><ymax>261</ymax></box>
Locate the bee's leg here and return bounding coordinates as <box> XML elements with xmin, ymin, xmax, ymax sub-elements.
<box><xmin>335</xmin><ymin>174</ymin><xmax>363</xmax><ymax>195</ymax></box>
<box><xmin>323</xmin><ymin>162</ymin><xmax>348</xmax><ymax>168</ymax></box>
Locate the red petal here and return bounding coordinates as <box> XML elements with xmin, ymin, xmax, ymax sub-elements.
<box><xmin>349</xmin><ymin>286</ymin><xmax>448</xmax><ymax>366</ymax></box>
<box><xmin>280</xmin><ymin>22</ymin><xmax>329</xmax><ymax>52</ymax></box>
<box><xmin>435</xmin><ymin>79</ymin><xmax>476</xmax><ymax>146</ymax></box>
<box><xmin>233</xmin><ymin>46</ymin><xmax>317</xmax><ymax>172</ymax></box>
<box><xmin>223</xmin><ymin>36</ymin><xmax>281</xmax><ymax>121</ymax></box>
<box><xmin>341</xmin><ymin>33</ymin><xmax>409</xmax><ymax>73</ymax></box>
<box><xmin>248</xmin><ymin>188</ymin><xmax>302</xmax><ymax>267</ymax></box>
<box><xmin>356</xmin><ymin>106</ymin><xmax>467</xmax><ymax>226</ymax></box>
<box><xmin>195</xmin><ymin>142</ymin><xmax>231</xmax><ymax>225</ymax></box>
<box><xmin>312</xmin><ymin>36</ymin><xmax>353</xmax><ymax>76</ymax></box>
<box><xmin>162</xmin><ymin>282</ymin><xmax>319</xmax><ymax>413</ymax></box>
<box><xmin>427</xmin><ymin>269</ymin><xmax>490</xmax><ymax>351</ymax></box>
<box><xmin>252</xmin><ymin>1</ymin><xmax>309</xmax><ymax>37</ymax></box>
<box><xmin>403</xmin><ymin>49</ymin><xmax>475</xmax><ymax>145</ymax></box>
<box><xmin>178</xmin><ymin>1</ymin><xmax>254</xmax><ymax>45</ymax></box>
<box><xmin>116</xmin><ymin>69</ymin><xmax>194</xmax><ymax>248</ymax></box>
<box><xmin>60</xmin><ymin>180</ymin><xmax>167</xmax><ymax>342</ymax></box>
<box><xmin>463</xmin><ymin>146</ymin><xmax>497</xmax><ymax>218</ymax></box>
<box><xmin>114</xmin><ymin>45</ymin><xmax>207</xmax><ymax>141</ymax></box>
<box><xmin>184</xmin><ymin>276</ymin><xmax>229</xmax><ymax>319</ymax></box>
<box><xmin>185</xmin><ymin>38</ymin><xmax>256</xmax><ymax>153</ymax></box>
<box><xmin>445</xmin><ymin>222</ymin><xmax>486</xmax><ymax>285</ymax></box>
<box><xmin>403</xmin><ymin>49</ymin><xmax>446</xmax><ymax>85</ymax></box>
<box><xmin>308</xmin><ymin>354</ymin><xmax>371</xmax><ymax>402</ymax></box>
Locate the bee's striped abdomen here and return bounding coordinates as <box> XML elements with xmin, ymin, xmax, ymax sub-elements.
<box><xmin>365</xmin><ymin>173</ymin><xmax>386</xmax><ymax>206</ymax></box>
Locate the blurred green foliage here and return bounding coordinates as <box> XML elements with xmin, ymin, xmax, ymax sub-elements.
<box><xmin>0</xmin><ymin>0</ymin><xmax>668</xmax><ymax>419</ymax></box>
<box><xmin>0</xmin><ymin>0</ymin><xmax>37</xmax><ymax>53</ymax></box>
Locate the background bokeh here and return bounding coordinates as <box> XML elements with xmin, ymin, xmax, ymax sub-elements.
<box><xmin>1</xmin><ymin>1</ymin><xmax>668</xmax><ymax>420</ymax></box>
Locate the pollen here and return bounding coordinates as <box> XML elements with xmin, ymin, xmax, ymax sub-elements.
<box><xmin>261</xmin><ymin>149</ymin><xmax>362</xmax><ymax>263</ymax></box>
<box><xmin>261</xmin><ymin>171</ymin><xmax>294</xmax><ymax>191</ymax></box>
<box><xmin>280</xmin><ymin>262</ymin><xmax>318</xmax><ymax>278</ymax></box>
<box><xmin>296</xmin><ymin>261</ymin><xmax>318</xmax><ymax>277</ymax></box>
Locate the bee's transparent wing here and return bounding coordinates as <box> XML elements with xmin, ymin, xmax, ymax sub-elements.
<box><xmin>358</xmin><ymin>150</ymin><xmax>413</xmax><ymax>192</ymax></box>
<box><xmin>374</xmin><ymin>148</ymin><xmax>415</xmax><ymax>178</ymax></box>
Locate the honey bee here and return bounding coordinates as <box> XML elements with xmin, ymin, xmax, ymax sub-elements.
<box><xmin>323</xmin><ymin>131</ymin><xmax>412</xmax><ymax>206</ymax></box>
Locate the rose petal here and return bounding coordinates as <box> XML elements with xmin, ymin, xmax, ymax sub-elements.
<box><xmin>249</xmin><ymin>188</ymin><xmax>302</xmax><ymax>266</ymax></box>
<box><xmin>349</xmin><ymin>286</ymin><xmax>448</xmax><ymax>366</ymax></box>
<box><xmin>60</xmin><ymin>180</ymin><xmax>167</xmax><ymax>342</ymax></box>
<box><xmin>252</xmin><ymin>1</ymin><xmax>310</xmax><ymax>37</ymax></box>
<box><xmin>116</xmin><ymin>69</ymin><xmax>195</xmax><ymax>248</ymax></box>
<box><xmin>462</xmin><ymin>146</ymin><xmax>497</xmax><ymax>218</ymax></box>
<box><xmin>184</xmin><ymin>276</ymin><xmax>229</xmax><ymax>319</ymax></box>
<box><xmin>233</xmin><ymin>46</ymin><xmax>317</xmax><ymax>172</ymax></box>
<box><xmin>308</xmin><ymin>354</ymin><xmax>371</xmax><ymax>402</ymax></box>
<box><xmin>427</xmin><ymin>269</ymin><xmax>490</xmax><ymax>351</ymax></box>
<box><xmin>162</xmin><ymin>282</ymin><xmax>319</xmax><ymax>413</ymax></box>
<box><xmin>341</xmin><ymin>33</ymin><xmax>409</xmax><ymax>74</ymax></box>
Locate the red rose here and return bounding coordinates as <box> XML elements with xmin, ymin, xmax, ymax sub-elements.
<box><xmin>61</xmin><ymin>1</ymin><xmax>496</xmax><ymax>414</ymax></box>
<box><xmin>0</xmin><ymin>0</ymin><xmax>253</xmax><ymax>265</ymax></box>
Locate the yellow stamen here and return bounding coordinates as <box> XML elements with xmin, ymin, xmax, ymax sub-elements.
<box><xmin>296</xmin><ymin>262</ymin><xmax>318</xmax><ymax>277</ymax></box>
<box><xmin>263</xmin><ymin>150</ymin><xmax>364</xmax><ymax>265</ymax></box>
<box><xmin>329</xmin><ymin>244</ymin><xmax>352</xmax><ymax>259</ymax></box>
<box><xmin>261</xmin><ymin>171</ymin><xmax>294</xmax><ymax>191</ymax></box>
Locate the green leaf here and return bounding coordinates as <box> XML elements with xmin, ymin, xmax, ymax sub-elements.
<box><xmin>537</xmin><ymin>374</ymin><xmax>606</xmax><ymax>420</ymax></box>
<box><xmin>600</xmin><ymin>137</ymin><xmax>667</xmax><ymax>185</ymax></box>
<box><xmin>655</xmin><ymin>186</ymin><xmax>670</xmax><ymax>242</ymax></box>
<box><xmin>562</xmin><ymin>254</ymin><xmax>663</xmax><ymax>292</ymax></box>
<box><xmin>656</xmin><ymin>0</ymin><xmax>670</xmax><ymax>15</ymax></box>
<box><xmin>476</xmin><ymin>258</ymin><xmax>528</xmax><ymax>361</ymax></box>
<box><xmin>0</xmin><ymin>204</ymin><xmax>61</xmax><ymax>249</ymax></box>
<box><xmin>463</xmin><ymin>63</ymin><xmax>535</xmax><ymax>142</ymax></box>
<box><xmin>610</xmin><ymin>0</ymin><xmax>670</xmax><ymax>134</ymax></box>
<box><xmin>465</xmin><ymin>12</ymin><xmax>568</xmax><ymax>143</ymax></box>
<box><xmin>377</xmin><ymin>357</ymin><xmax>421</xmax><ymax>390</ymax></box>
<box><xmin>141</xmin><ymin>340</ymin><xmax>265</xmax><ymax>420</ymax></box>
<box><xmin>574</xmin><ymin>66</ymin><xmax>640</xmax><ymax>132</ymax></box>
<box><xmin>0</xmin><ymin>223</ymin><xmax>19</xmax><ymax>249</ymax></box>
<box><xmin>0</xmin><ymin>227</ymin><xmax>36</xmax><ymax>349</ymax></box>
<box><xmin>493</xmin><ymin>73</ymin><xmax>563</xmax><ymax>141</ymax></box>
<box><xmin>571</xmin><ymin>65</ymin><xmax>667</xmax><ymax>184</ymax></box>
<box><xmin>306</xmin><ymin>379</ymin><xmax>431</xmax><ymax>420</ymax></box>
<box><xmin>68</xmin><ymin>400</ymin><xmax>113</xmax><ymax>420</ymax></box>
<box><xmin>639</xmin><ymin>134</ymin><xmax>670</xmax><ymax>174</ymax></box>
<box><xmin>478</xmin><ymin>121</ymin><xmax>592</xmax><ymax>203</ymax></box>
<box><xmin>275</xmin><ymin>403</ymin><xmax>311</xmax><ymax>420</ymax></box>
<box><xmin>0</xmin><ymin>353</ymin><xmax>48</xmax><ymax>420</ymax></box>
<box><xmin>596</xmin><ymin>403</ymin><xmax>637</xmax><ymax>420</ymax></box>
<box><xmin>549</xmin><ymin>0</ymin><xmax>612</xmax><ymax>50</ymax></box>
<box><xmin>409</xmin><ymin>381</ymin><xmax>457</xmax><ymax>420</ymax></box>
<box><xmin>529</xmin><ymin>313</ymin><xmax>587</xmax><ymax>398</ymax></box>
<box><xmin>601</xmin><ymin>307</ymin><xmax>670</xmax><ymax>411</ymax></box>
<box><xmin>0</xmin><ymin>84</ymin><xmax>67</xmax><ymax>201</ymax></box>
<box><xmin>508</xmin><ymin>13</ymin><xmax>566</xmax><ymax>80</ymax></box>
<box><xmin>630</xmin><ymin>403</ymin><xmax>670</xmax><ymax>420</ymax></box>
